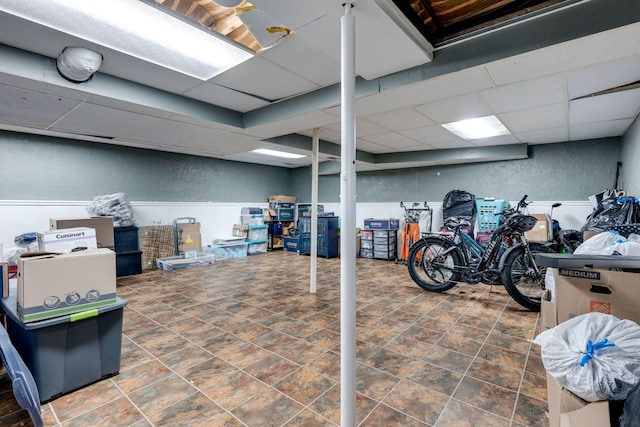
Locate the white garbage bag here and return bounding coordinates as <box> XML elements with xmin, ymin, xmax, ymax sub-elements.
<box><xmin>534</xmin><ymin>312</ymin><xmax>640</xmax><ymax>402</ymax></box>
<box><xmin>574</xmin><ymin>230</ymin><xmax>627</xmax><ymax>255</ymax></box>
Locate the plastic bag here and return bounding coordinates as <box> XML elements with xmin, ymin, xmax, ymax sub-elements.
<box><xmin>86</xmin><ymin>193</ymin><xmax>135</xmax><ymax>227</ymax></box>
<box><xmin>574</xmin><ymin>230</ymin><xmax>626</xmax><ymax>255</ymax></box>
<box><xmin>583</xmin><ymin>196</ymin><xmax>640</xmax><ymax>231</ymax></box>
<box><xmin>534</xmin><ymin>312</ymin><xmax>640</xmax><ymax>402</ymax></box>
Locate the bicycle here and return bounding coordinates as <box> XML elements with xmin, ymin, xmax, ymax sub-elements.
<box><xmin>406</xmin><ymin>195</ymin><xmax>552</xmax><ymax>311</ymax></box>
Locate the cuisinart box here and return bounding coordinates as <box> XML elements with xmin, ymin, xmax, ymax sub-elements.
<box><xmin>17</xmin><ymin>248</ymin><xmax>116</xmax><ymax>323</ymax></box>
<box><xmin>38</xmin><ymin>227</ymin><xmax>98</xmax><ymax>253</ymax></box>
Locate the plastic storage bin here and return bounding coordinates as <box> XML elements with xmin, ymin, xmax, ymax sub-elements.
<box><xmin>247</xmin><ymin>225</ymin><xmax>268</xmax><ymax>241</ymax></box>
<box><xmin>241</xmin><ymin>214</ymin><xmax>265</xmax><ymax>226</ymax></box>
<box><xmin>156</xmin><ymin>253</ymin><xmax>214</xmax><ymax>270</ymax></box>
<box><xmin>116</xmin><ymin>251</ymin><xmax>142</xmax><ymax>276</ymax></box>
<box><xmin>208</xmin><ymin>242</ymin><xmax>248</xmax><ymax>261</ymax></box>
<box><xmin>113</xmin><ymin>226</ymin><xmax>139</xmax><ymax>252</ymax></box>
<box><xmin>1</xmin><ymin>295</ymin><xmax>126</xmax><ymax>403</ymax></box>
<box><xmin>247</xmin><ymin>241</ymin><xmax>268</xmax><ymax>255</ymax></box>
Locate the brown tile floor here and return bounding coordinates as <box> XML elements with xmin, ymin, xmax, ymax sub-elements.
<box><xmin>0</xmin><ymin>251</ymin><xmax>549</xmax><ymax>426</ymax></box>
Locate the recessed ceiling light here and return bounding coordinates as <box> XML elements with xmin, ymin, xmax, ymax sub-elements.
<box><xmin>441</xmin><ymin>115</ymin><xmax>510</xmax><ymax>140</ymax></box>
<box><xmin>0</xmin><ymin>0</ymin><xmax>253</xmax><ymax>80</ymax></box>
<box><xmin>251</xmin><ymin>149</ymin><xmax>306</xmax><ymax>159</ymax></box>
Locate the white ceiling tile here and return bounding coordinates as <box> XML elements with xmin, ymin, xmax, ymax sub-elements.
<box><xmin>355</xmin><ymin>139</ymin><xmax>394</xmax><ymax>153</ymax></box>
<box><xmin>499</xmin><ymin>103</ymin><xmax>567</xmax><ymax>133</ymax></box>
<box><xmin>182</xmin><ymin>81</ymin><xmax>269</xmax><ymax>113</ymax></box>
<box><xmin>361</xmin><ymin>131</ymin><xmax>424</xmax><ymax>149</ymax></box>
<box><xmin>570</xmin><ymin>118</ymin><xmax>634</xmax><ymax>140</ymax></box>
<box><xmin>125</xmin><ymin>119</ymin><xmax>217</xmax><ymax>146</ymax></box>
<box><xmin>515</xmin><ymin>127</ymin><xmax>569</xmax><ymax>144</ymax></box>
<box><xmin>260</xmin><ymin>35</ymin><xmax>340</xmax><ymax>87</ymax></box>
<box><xmin>416</xmin><ymin>94</ymin><xmax>492</xmax><ymax>124</ymax></box>
<box><xmin>567</xmin><ymin>55</ymin><xmax>640</xmax><ymax>100</ymax></box>
<box><xmin>298</xmin><ymin>127</ymin><xmax>341</xmax><ymax>143</ymax></box>
<box><xmin>0</xmin><ymin>85</ymin><xmax>79</xmax><ymax>128</ymax></box>
<box><xmin>323</xmin><ymin>118</ymin><xmax>389</xmax><ymax>137</ymax></box>
<box><xmin>51</xmin><ymin>103</ymin><xmax>161</xmax><ymax>137</ymax></box>
<box><xmin>399</xmin><ymin>124</ymin><xmax>462</xmax><ymax>145</ymax></box>
<box><xmin>480</xmin><ymin>75</ymin><xmax>565</xmax><ymax>113</ymax></box>
<box><xmin>363</xmin><ymin>108</ymin><xmax>434</xmax><ymax>131</ymax></box>
<box><xmin>210</xmin><ymin>56</ymin><xmax>319</xmax><ymax>101</ymax></box>
<box><xmin>486</xmin><ymin>22</ymin><xmax>640</xmax><ymax>86</ymax></box>
<box><xmin>569</xmin><ymin>89</ymin><xmax>640</xmax><ymax>125</ymax></box>
<box><xmin>86</xmin><ymin>96</ymin><xmax>173</xmax><ymax>119</ymax></box>
<box><xmin>243</xmin><ymin>110</ymin><xmax>338</xmax><ymax>138</ymax></box>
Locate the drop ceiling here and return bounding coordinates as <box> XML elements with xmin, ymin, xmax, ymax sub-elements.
<box><xmin>0</xmin><ymin>0</ymin><xmax>639</xmax><ymax>172</ymax></box>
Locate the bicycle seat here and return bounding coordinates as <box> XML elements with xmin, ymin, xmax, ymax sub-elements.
<box><xmin>444</xmin><ymin>217</ymin><xmax>471</xmax><ymax>230</ymax></box>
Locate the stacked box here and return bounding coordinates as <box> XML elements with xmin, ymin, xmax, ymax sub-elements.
<box><xmin>114</xmin><ymin>226</ymin><xmax>142</xmax><ymax>277</ymax></box>
<box><xmin>49</xmin><ymin>217</ymin><xmax>114</xmax><ymax>249</ymax></box>
<box><xmin>17</xmin><ymin>249</ymin><xmax>117</xmax><ymax>323</ymax></box>
<box><xmin>37</xmin><ymin>227</ymin><xmax>98</xmax><ymax>253</ymax></box>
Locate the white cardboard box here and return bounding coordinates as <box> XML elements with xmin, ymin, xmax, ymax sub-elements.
<box><xmin>17</xmin><ymin>248</ymin><xmax>116</xmax><ymax>323</ymax></box>
<box><xmin>38</xmin><ymin>227</ymin><xmax>98</xmax><ymax>253</ymax></box>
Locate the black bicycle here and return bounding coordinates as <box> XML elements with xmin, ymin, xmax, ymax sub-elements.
<box><xmin>406</xmin><ymin>195</ymin><xmax>552</xmax><ymax>311</ymax></box>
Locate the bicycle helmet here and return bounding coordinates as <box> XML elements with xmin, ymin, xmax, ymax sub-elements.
<box><xmin>508</xmin><ymin>213</ymin><xmax>538</xmax><ymax>232</ymax></box>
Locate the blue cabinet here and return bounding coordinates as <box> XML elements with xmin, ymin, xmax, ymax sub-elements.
<box><xmin>298</xmin><ymin>216</ymin><xmax>339</xmax><ymax>258</ymax></box>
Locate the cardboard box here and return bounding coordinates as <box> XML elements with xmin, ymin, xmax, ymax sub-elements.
<box><xmin>269</xmin><ymin>201</ymin><xmax>295</xmax><ymax>209</ymax></box>
<box><xmin>50</xmin><ymin>217</ymin><xmax>114</xmax><ymax>248</ymax></box>
<box><xmin>268</xmin><ymin>195</ymin><xmax>296</xmax><ymax>204</ymax></box>
<box><xmin>275</xmin><ymin>208</ymin><xmax>295</xmax><ymax>221</ymax></box>
<box><xmin>176</xmin><ymin>222</ymin><xmax>202</xmax><ymax>254</ymax></box>
<box><xmin>1</xmin><ymin>261</ymin><xmax>8</xmax><ymax>299</ymax></box>
<box><xmin>363</xmin><ymin>218</ymin><xmax>399</xmax><ymax>230</ymax></box>
<box><xmin>284</xmin><ymin>237</ymin><xmax>299</xmax><ymax>252</ymax></box>
<box><xmin>232</xmin><ymin>224</ymin><xmax>248</xmax><ymax>238</ymax></box>
<box><xmin>17</xmin><ymin>248</ymin><xmax>117</xmax><ymax>323</ymax></box>
<box><xmin>526</xmin><ymin>213</ymin><xmax>551</xmax><ymax>242</ymax></box>
<box><xmin>554</xmin><ymin>267</ymin><xmax>640</xmax><ymax>325</ymax></box>
<box><xmin>38</xmin><ymin>227</ymin><xmax>98</xmax><ymax>253</ymax></box>
<box><xmin>546</xmin><ymin>372</ymin><xmax>610</xmax><ymax>427</ymax></box>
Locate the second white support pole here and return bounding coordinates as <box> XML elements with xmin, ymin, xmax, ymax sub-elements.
<box><xmin>310</xmin><ymin>128</ymin><xmax>319</xmax><ymax>294</ymax></box>
<box><xmin>340</xmin><ymin>3</ymin><xmax>357</xmax><ymax>427</ymax></box>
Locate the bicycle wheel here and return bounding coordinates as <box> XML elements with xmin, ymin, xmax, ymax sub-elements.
<box><xmin>407</xmin><ymin>236</ymin><xmax>462</xmax><ymax>292</ymax></box>
<box><xmin>502</xmin><ymin>245</ymin><xmax>552</xmax><ymax>311</ymax></box>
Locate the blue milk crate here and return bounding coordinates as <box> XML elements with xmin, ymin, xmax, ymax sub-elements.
<box><xmin>475</xmin><ymin>199</ymin><xmax>507</xmax><ymax>232</ymax></box>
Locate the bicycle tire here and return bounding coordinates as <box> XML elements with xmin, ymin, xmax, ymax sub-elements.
<box><xmin>502</xmin><ymin>245</ymin><xmax>552</xmax><ymax>311</ymax></box>
<box><xmin>407</xmin><ymin>236</ymin><xmax>462</xmax><ymax>292</ymax></box>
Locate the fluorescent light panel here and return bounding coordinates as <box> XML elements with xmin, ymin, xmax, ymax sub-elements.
<box><xmin>251</xmin><ymin>149</ymin><xmax>306</xmax><ymax>159</ymax></box>
<box><xmin>442</xmin><ymin>115</ymin><xmax>510</xmax><ymax>140</ymax></box>
<box><xmin>0</xmin><ymin>0</ymin><xmax>253</xmax><ymax>80</ymax></box>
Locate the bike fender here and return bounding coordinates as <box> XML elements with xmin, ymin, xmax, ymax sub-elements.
<box><xmin>498</xmin><ymin>244</ymin><xmax>525</xmax><ymax>270</ymax></box>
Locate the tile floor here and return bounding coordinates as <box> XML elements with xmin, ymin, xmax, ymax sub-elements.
<box><xmin>1</xmin><ymin>251</ymin><xmax>549</xmax><ymax>426</ymax></box>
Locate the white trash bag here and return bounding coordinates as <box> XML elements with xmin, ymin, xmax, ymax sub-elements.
<box><xmin>574</xmin><ymin>230</ymin><xmax>628</xmax><ymax>255</ymax></box>
<box><xmin>534</xmin><ymin>312</ymin><xmax>640</xmax><ymax>402</ymax></box>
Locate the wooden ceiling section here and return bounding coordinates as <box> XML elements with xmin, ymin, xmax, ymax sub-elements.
<box><xmin>391</xmin><ymin>0</ymin><xmax>575</xmax><ymax>46</ymax></box>
<box><xmin>153</xmin><ymin>0</ymin><xmax>261</xmax><ymax>51</ymax></box>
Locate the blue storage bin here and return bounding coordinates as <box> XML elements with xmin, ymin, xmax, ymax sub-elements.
<box><xmin>1</xmin><ymin>296</ymin><xmax>126</xmax><ymax>403</ymax></box>
<box><xmin>475</xmin><ymin>199</ymin><xmax>507</xmax><ymax>232</ymax></box>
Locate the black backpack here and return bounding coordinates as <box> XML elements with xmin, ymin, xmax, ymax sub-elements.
<box><xmin>442</xmin><ymin>190</ymin><xmax>476</xmax><ymax>222</ymax></box>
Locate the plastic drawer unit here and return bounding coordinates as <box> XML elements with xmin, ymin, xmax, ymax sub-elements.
<box><xmin>1</xmin><ymin>296</ymin><xmax>127</xmax><ymax>403</ymax></box>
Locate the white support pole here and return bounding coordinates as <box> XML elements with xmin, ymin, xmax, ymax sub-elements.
<box><xmin>340</xmin><ymin>3</ymin><xmax>357</xmax><ymax>427</ymax></box>
<box><xmin>310</xmin><ymin>128</ymin><xmax>319</xmax><ymax>294</ymax></box>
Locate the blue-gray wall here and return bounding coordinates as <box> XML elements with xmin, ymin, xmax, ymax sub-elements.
<box><xmin>622</xmin><ymin>115</ymin><xmax>640</xmax><ymax>196</ymax></box>
<box><xmin>0</xmin><ymin>130</ymin><xmax>623</xmax><ymax>203</ymax></box>
<box><xmin>290</xmin><ymin>138</ymin><xmax>622</xmax><ymax>203</ymax></box>
<box><xmin>0</xmin><ymin>130</ymin><xmax>291</xmax><ymax>202</ymax></box>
